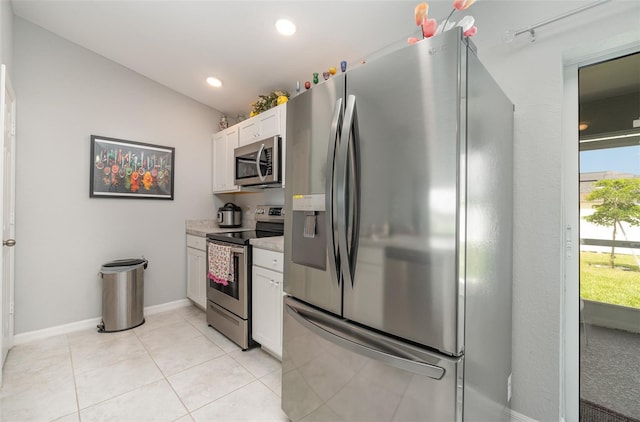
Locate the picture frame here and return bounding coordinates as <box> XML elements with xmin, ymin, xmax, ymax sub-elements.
<box><xmin>90</xmin><ymin>135</ymin><xmax>175</xmax><ymax>200</ymax></box>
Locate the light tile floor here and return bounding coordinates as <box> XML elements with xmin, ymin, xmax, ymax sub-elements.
<box><xmin>0</xmin><ymin>305</ymin><xmax>288</xmax><ymax>422</ymax></box>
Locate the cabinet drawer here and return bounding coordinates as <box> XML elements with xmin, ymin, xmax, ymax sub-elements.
<box><xmin>186</xmin><ymin>235</ymin><xmax>207</xmax><ymax>251</ymax></box>
<box><xmin>253</xmin><ymin>248</ymin><xmax>283</xmax><ymax>272</ymax></box>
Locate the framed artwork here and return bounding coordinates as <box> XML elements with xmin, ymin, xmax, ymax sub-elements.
<box><xmin>90</xmin><ymin>135</ymin><xmax>174</xmax><ymax>199</ymax></box>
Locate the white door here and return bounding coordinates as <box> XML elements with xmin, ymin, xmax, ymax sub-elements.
<box><xmin>0</xmin><ymin>64</ymin><xmax>16</xmax><ymax>377</ymax></box>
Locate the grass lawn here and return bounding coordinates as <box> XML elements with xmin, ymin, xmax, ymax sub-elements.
<box><xmin>580</xmin><ymin>251</ymin><xmax>640</xmax><ymax>308</ymax></box>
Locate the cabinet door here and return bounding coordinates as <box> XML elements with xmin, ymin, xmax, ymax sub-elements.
<box><xmin>252</xmin><ymin>265</ymin><xmax>273</xmax><ymax>347</ymax></box>
<box><xmin>274</xmin><ymin>278</ymin><xmax>283</xmax><ymax>359</ymax></box>
<box><xmin>195</xmin><ymin>248</ymin><xmax>207</xmax><ymax>308</ymax></box>
<box><xmin>252</xmin><ymin>265</ymin><xmax>283</xmax><ymax>358</ymax></box>
<box><xmin>212</xmin><ymin>127</ymin><xmax>239</xmax><ymax>193</ymax></box>
<box><xmin>238</xmin><ymin>119</ymin><xmax>258</xmax><ymax>147</ymax></box>
<box><xmin>187</xmin><ymin>247</ymin><xmax>207</xmax><ymax>309</ymax></box>
<box><xmin>224</xmin><ymin>128</ymin><xmax>239</xmax><ymax>190</ymax></box>
<box><xmin>239</xmin><ymin>107</ymin><xmax>281</xmax><ymax>147</ymax></box>
<box><xmin>256</xmin><ymin>108</ymin><xmax>280</xmax><ymax>140</ymax></box>
<box><xmin>212</xmin><ymin>132</ymin><xmax>227</xmax><ymax>192</ymax></box>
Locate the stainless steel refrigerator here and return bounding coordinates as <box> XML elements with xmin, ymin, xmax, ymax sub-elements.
<box><xmin>282</xmin><ymin>28</ymin><xmax>513</xmax><ymax>422</ymax></box>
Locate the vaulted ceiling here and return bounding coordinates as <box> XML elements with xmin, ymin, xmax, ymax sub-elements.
<box><xmin>11</xmin><ymin>0</ymin><xmax>429</xmax><ymax>117</ymax></box>
<box><xmin>11</xmin><ymin>0</ymin><xmax>640</xmax><ymax>125</ymax></box>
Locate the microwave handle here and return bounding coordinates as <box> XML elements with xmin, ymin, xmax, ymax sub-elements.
<box><xmin>256</xmin><ymin>143</ymin><xmax>266</xmax><ymax>182</ymax></box>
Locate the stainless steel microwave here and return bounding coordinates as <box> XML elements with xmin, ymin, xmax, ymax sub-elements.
<box><xmin>234</xmin><ymin>136</ymin><xmax>281</xmax><ymax>187</ymax></box>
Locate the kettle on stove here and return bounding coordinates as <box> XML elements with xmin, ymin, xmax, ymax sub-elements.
<box><xmin>217</xmin><ymin>202</ymin><xmax>242</xmax><ymax>228</ymax></box>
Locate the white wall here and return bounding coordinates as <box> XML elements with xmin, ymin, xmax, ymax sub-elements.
<box><xmin>467</xmin><ymin>2</ymin><xmax>640</xmax><ymax>420</ymax></box>
<box><xmin>12</xmin><ymin>17</ymin><xmax>224</xmax><ymax>334</ymax></box>
<box><xmin>219</xmin><ymin>189</ymin><xmax>285</xmax><ymax>229</ymax></box>
<box><xmin>0</xmin><ymin>0</ymin><xmax>12</xmax><ymax>70</ymax></box>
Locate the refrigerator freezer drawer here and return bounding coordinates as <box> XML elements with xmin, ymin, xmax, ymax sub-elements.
<box><xmin>282</xmin><ymin>296</ymin><xmax>463</xmax><ymax>422</ymax></box>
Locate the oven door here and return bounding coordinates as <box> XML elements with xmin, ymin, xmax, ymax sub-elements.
<box><xmin>234</xmin><ymin>136</ymin><xmax>280</xmax><ymax>186</ymax></box>
<box><xmin>206</xmin><ymin>240</ymin><xmax>249</xmax><ymax>319</ymax></box>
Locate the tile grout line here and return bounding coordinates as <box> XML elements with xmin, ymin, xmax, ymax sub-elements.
<box><xmin>134</xmin><ymin>308</ymin><xmax>251</xmax><ymax>419</ymax></box>
<box><xmin>167</xmin><ymin>309</ymin><xmax>269</xmax><ymax>418</ymax></box>
<box><xmin>70</xmin><ymin>333</ymin><xmax>163</xmax><ymax>415</ymax></box>
<box><xmin>180</xmin><ymin>307</ymin><xmax>284</xmax><ymax>401</ymax></box>
<box><xmin>73</xmin><ymin>315</ymin><xmax>197</xmax><ymax>416</ymax></box>
<box><xmin>166</xmin><ymin>309</ymin><xmax>264</xmax><ymax>419</ymax></box>
<box><xmin>65</xmin><ymin>332</ymin><xmax>83</xmax><ymax>422</ymax></box>
<box><xmin>186</xmin><ymin>376</ymin><xmax>260</xmax><ymax>416</ymax></box>
<box><xmin>134</xmin><ymin>310</ymin><xmax>194</xmax><ymax>420</ymax></box>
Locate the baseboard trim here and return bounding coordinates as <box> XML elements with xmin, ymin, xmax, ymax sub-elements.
<box><xmin>143</xmin><ymin>299</ymin><xmax>191</xmax><ymax>315</ymax></box>
<box><xmin>512</xmin><ymin>409</ymin><xmax>538</xmax><ymax>422</ymax></box>
<box><xmin>13</xmin><ymin>299</ymin><xmax>192</xmax><ymax>345</ymax></box>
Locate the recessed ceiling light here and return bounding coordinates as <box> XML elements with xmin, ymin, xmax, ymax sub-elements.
<box><xmin>206</xmin><ymin>77</ymin><xmax>222</xmax><ymax>88</ymax></box>
<box><xmin>579</xmin><ymin>122</ymin><xmax>589</xmax><ymax>131</ymax></box>
<box><xmin>276</xmin><ymin>18</ymin><xmax>296</xmax><ymax>36</ymax></box>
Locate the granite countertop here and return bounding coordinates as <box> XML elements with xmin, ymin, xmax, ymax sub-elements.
<box><xmin>185</xmin><ymin>219</ymin><xmax>251</xmax><ymax>237</ymax></box>
<box><xmin>250</xmin><ymin>236</ymin><xmax>284</xmax><ymax>253</ymax></box>
<box><xmin>186</xmin><ymin>219</ymin><xmax>284</xmax><ymax>252</ymax></box>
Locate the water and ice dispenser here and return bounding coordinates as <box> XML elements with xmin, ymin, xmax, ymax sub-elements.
<box><xmin>291</xmin><ymin>194</ymin><xmax>327</xmax><ymax>271</ymax></box>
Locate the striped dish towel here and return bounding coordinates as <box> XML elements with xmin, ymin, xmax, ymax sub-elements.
<box><xmin>208</xmin><ymin>243</ymin><xmax>234</xmax><ymax>286</ymax></box>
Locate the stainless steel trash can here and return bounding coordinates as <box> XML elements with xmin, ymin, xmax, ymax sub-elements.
<box><xmin>98</xmin><ymin>258</ymin><xmax>148</xmax><ymax>332</ymax></box>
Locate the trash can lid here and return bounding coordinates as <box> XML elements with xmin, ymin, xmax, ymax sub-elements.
<box><xmin>103</xmin><ymin>258</ymin><xmax>146</xmax><ymax>267</ymax></box>
<box><xmin>102</xmin><ymin>258</ymin><xmax>148</xmax><ymax>270</ymax></box>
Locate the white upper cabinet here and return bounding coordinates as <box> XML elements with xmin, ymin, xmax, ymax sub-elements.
<box><xmin>212</xmin><ymin>103</ymin><xmax>288</xmax><ymax>194</ymax></box>
<box><xmin>212</xmin><ymin>126</ymin><xmax>240</xmax><ymax>193</ymax></box>
<box><xmin>239</xmin><ymin>106</ymin><xmax>281</xmax><ymax>147</ymax></box>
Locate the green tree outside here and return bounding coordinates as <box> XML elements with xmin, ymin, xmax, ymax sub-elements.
<box><xmin>584</xmin><ymin>178</ymin><xmax>640</xmax><ymax>268</ymax></box>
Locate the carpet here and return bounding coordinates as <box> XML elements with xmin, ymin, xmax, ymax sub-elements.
<box><xmin>581</xmin><ymin>399</ymin><xmax>640</xmax><ymax>422</ymax></box>
<box><xmin>580</xmin><ymin>325</ymin><xmax>640</xmax><ymax>417</ymax></box>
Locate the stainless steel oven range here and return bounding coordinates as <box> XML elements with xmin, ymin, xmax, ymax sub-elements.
<box><xmin>205</xmin><ymin>205</ymin><xmax>284</xmax><ymax>350</ymax></box>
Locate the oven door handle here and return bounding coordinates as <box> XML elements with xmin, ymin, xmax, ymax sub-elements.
<box><xmin>207</xmin><ymin>241</ymin><xmax>246</xmax><ymax>255</ymax></box>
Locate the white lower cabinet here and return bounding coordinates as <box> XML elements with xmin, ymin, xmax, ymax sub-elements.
<box><xmin>186</xmin><ymin>235</ymin><xmax>207</xmax><ymax>309</ymax></box>
<box><xmin>252</xmin><ymin>248</ymin><xmax>283</xmax><ymax>360</ymax></box>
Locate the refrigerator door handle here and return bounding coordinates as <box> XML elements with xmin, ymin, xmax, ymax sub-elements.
<box><xmin>326</xmin><ymin>98</ymin><xmax>343</xmax><ymax>287</ymax></box>
<box><xmin>337</xmin><ymin>95</ymin><xmax>360</xmax><ymax>287</ymax></box>
<box><xmin>347</xmin><ymin>96</ymin><xmax>361</xmax><ymax>283</ymax></box>
<box><xmin>285</xmin><ymin>299</ymin><xmax>447</xmax><ymax>380</ymax></box>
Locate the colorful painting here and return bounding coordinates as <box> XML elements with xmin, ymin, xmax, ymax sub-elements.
<box><xmin>90</xmin><ymin>135</ymin><xmax>174</xmax><ymax>200</ymax></box>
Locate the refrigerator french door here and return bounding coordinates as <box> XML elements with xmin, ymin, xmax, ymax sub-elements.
<box><xmin>283</xmin><ymin>28</ymin><xmax>514</xmax><ymax>422</ymax></box>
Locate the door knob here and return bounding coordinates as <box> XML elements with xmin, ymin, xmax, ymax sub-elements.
<box><xmin>3</xmin><ymin>239</ymin><xmax>16</xmax><ymax>247</ymax></box>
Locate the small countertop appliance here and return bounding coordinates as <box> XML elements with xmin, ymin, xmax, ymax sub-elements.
<box><xmin>217</xmin><ymin>202</ymin><xmax>242</xmax><ymax>228</ymax></box>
